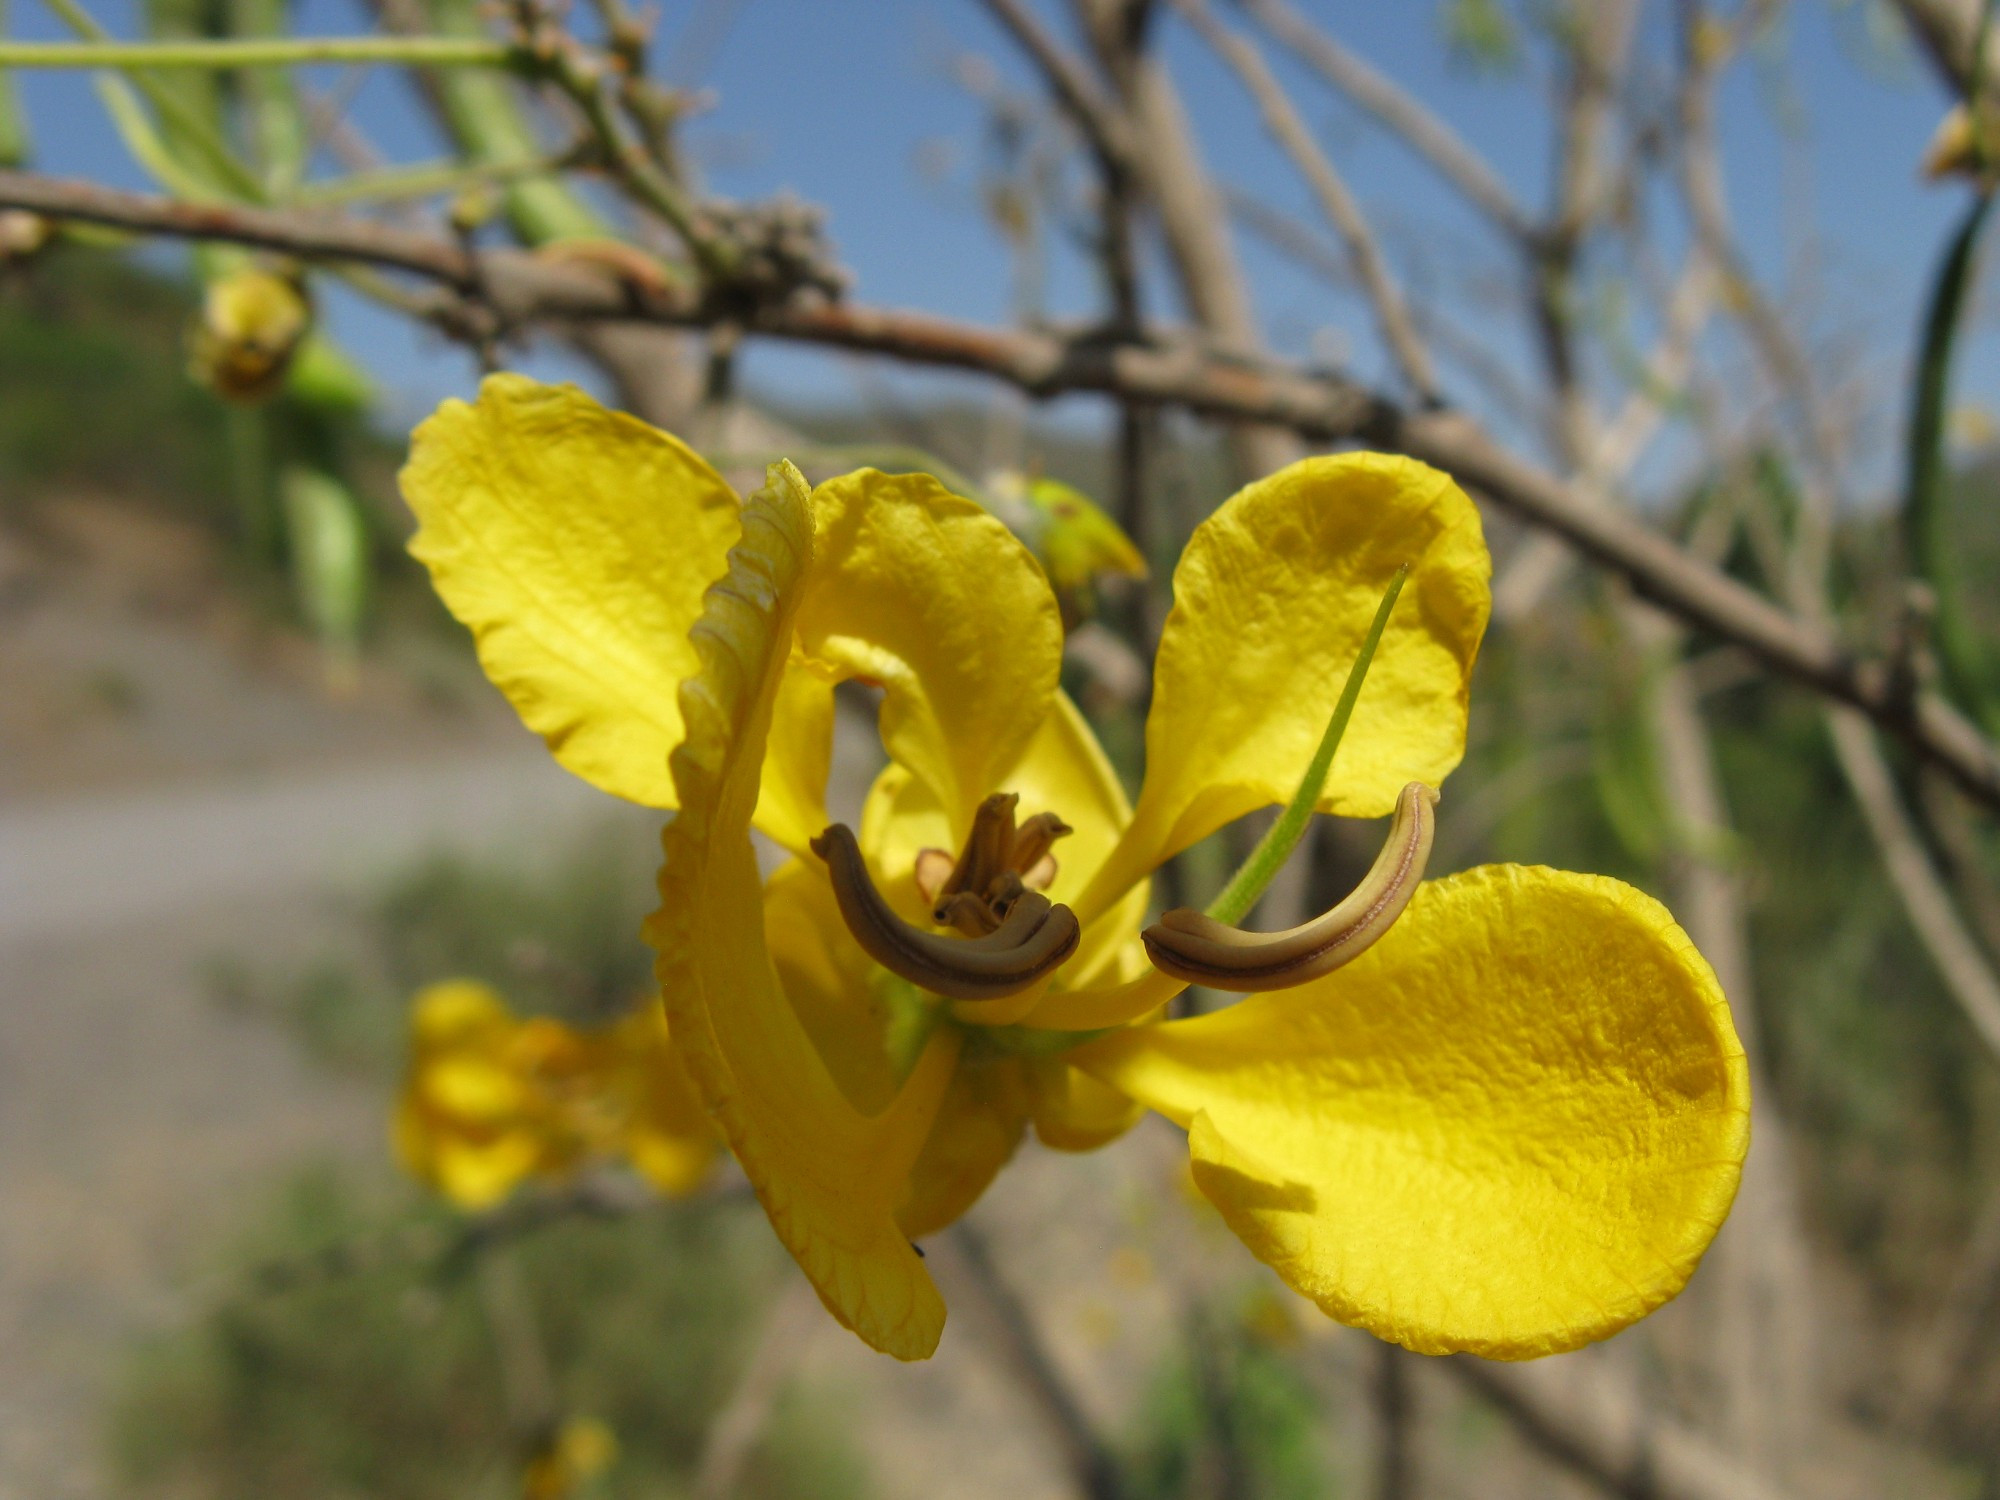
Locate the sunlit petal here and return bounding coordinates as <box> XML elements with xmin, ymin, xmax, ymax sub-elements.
<box><xmin>798</xmin><ymin>469</ymin><xmax>1063</xmax><ymax>836</ymax></box>
<box><xmin>1073</xmin><ymin>865</ymin><xmax>1749</xmax><ymax>1358</ymax></box>
<box><xmin>646</xmin><ymin>462</ymin><xmax>958</xmax><ymax>1361</ymax></box>
<box><xmin>402</xmin><ymin>374</ymin><xmax>741</xmax><ymax>809</ymax></box>
<box><xmin>1077</xmin><ymin>454</ymin><xmax>1488</xmax><ymax>924</ymax></box>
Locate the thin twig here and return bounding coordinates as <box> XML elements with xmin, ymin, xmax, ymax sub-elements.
<box><xmin>939</xmin><ymin>1221</ymin><xmax>1128</xmax><ymax>1500</ymax></box>
<box><xmin>693</xmin><ymin>1273</ymin><xmax>824</xmax><ymax>1500</ymax></box>
<box><xmin>1241</xmin><ymin>0</ymin><xmax>1532</xmax><ymax>243</ymax></box>
<box><xmin>1899</xmin><ymin>1183</ymin><xmax>2000</xmax><ymax>1428</ymax></box>
<box><xmin>1447</xmin><ymin>1355</ymin><xmax>1798</xmax><ymax>1500</ymax></box>
<box><xmin>1173</xmin><ymin>0</ymin><xmax>1439</xmax><ymax>403</ymax></box>
<box><xmin>1826</xmin><ymin>708</ymin><xmax>2000</xmax><ymax>1055</ymax></box>
<box><xmin>978</xmin><ymin>0</ymin><xmax>1136</xmax><ymax>170</ymax></box>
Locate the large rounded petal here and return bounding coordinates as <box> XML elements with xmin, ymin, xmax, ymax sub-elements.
<box><xmin>645</xmin><ymin>463</ymin><xmax>958</xmax><ymax>1361</ymax></box>
<box><xmin>402</xmin><ymin>375</ymin><xmax>741</xmax><ymax>808</ymax></box>
<box><xmin>1077</xmin><ymin>454</ymin><xmax>1488</xmax><ymax>925</ymax></box>
<box><xmin>1072</xmin><ymin>865</ymin><xmax>1749</xmax><ymax>1359</ymax></box>
<box><xmin>798</xmin><ymin>469</ymin><xmax>1064</xmax><ymax>835</ymax></box>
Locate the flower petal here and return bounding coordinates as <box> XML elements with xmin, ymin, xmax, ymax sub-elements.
<box><xmin>759</xmin><ymin>664</ymin><xmax>837</xmax><ymax>859</ymax></box>
<box><xmin>1077</xmin><ymin>454</ymin><xmax>1489</xmax><ymax>924</ymax></box>
<box><xmin>798</xmin><ymin>469</ymin><xmax>1063</xmax><ymax>833</ymax></box>
<box><xmin>1072</xmin><ymin>865</ymin><xmax>1750</xmax><ymax>1359</ymax></box>
<box><xmin>763</xmin><ymin>855</ymin><xmax>904</xmax><ymax>1114</ymax></box>
<box><xmin>646</xmin><ymin>462</ymin><xmax>958</xmax><ymax>1361</ymax></box>
<box><xmin>1024</xmin><ymin>1055</ymin><xmax>1144</xmax><ymax>1152</ymax></box>
<box><xmin>896</xmin><ymin>1055</ymin><xmax>1032</xmax><ymax>1239</ymax></box>
<box><xmin>401</xmin><ymin>375</ymin><xmax>740</xmax><ymax>809</ymax></box>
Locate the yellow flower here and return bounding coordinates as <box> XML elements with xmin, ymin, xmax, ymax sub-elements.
<box><xmin>395</xmin><ymin>978</ymin><xmax>716</xmax><ymax>1209</ymax></box>
<box><xmin>400</xmin><ymin>374</ymin><xmax>1749</xmax><ymax>1363</ymax></box>
<box><xmin>522</xmin><ymin>1416</ymin><xmax>617</xmax><ymax>1500</ymax></box>
<box><xmin>187</xmin><ymin>267</ymin><xmax>311</xmax><ymax>403</ymax></box>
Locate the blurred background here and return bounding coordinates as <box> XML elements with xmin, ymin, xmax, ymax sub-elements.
<box><xmin>5</xmin><ymin>1</ymin><xmax>2000</xmax><ymax>1497</ymax></box>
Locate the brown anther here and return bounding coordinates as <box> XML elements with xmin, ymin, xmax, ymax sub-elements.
<box><xmin>1141</xmin><ymin>782</ymin><xmax>1439</xmax><ymax>992</ymax></box>
<box><xmin>920</xmin><ymin>792</ymin><xmax>1075</xmax><ymax>933</ymax></box>
<box><xmin>1010</xmin><ymin>812</ymin><xmax>1073</xmax><ymax>876</ymax></box>
<box><xmin>814</xmin><ymin>824</ymin><xmax>1080</xmax><ymax>1001</ymax></box>
<box><xmin>934</xmin><ymin>890</ymin><xmax>1003</xmax><ymax>936</ymax></box>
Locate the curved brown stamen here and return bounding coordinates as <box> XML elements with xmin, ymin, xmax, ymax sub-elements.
<box><xmin>813</xmin><ymin>824</ymin><xmax>1080</xmax><ymax>1001</ymax></box>
<box><xmin>1141</xmin><ymin>782</ymin><xmax>1439</xmax><ymax>991</ymax></box>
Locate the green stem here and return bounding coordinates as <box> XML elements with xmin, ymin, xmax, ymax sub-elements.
<box><xmin>46</xmin><ymin>0</ymin><xmax>265</xmax><ymax>200</ymax></box>
<box><xmin>0</xmin><ymin>35</ymin><xmax>515</xmax><ymax>68</ymax></box>
<box><xmin>226</xmin><ymin>403</ymin><xmax>274</xmax><ymax>569</ymax></box>
<box><xmin>228</xmin><ymin>0</ymin><xmax>311</xmax><ymax>198</ymax></box>
<box><xmin>415</xmin><ymin>0</ymin><xmax>607</xmax><ymax>246</ymax></box>
<box><xmin>0</xmin><ymin>0</ymin><xmax>31</xmax><ymax>166</ymax></box>
<box><xmin>1906</xmin><ymin>190</ymin><xmax>1997</xmax><ymax>732</ymax></box>
<box><xmin>1204</xmin><ymin>566</ymin><xmax>1409</xmax><ymax>926</ymax></box>
<box><xmin>291</xmin><ymin>152</ymin><xmax>570</xmax><ymax>207</ymax></box>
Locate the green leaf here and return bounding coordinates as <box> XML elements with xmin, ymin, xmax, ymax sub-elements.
<box><xmin>1904</xmin><ymin>188</ymin><xmax>1999</xmax><ymax>732</ymax></box>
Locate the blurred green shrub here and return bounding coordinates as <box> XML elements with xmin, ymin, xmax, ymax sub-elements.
<box><xmin>1120</xmin><ymin>1298</ymin><xmax>1329</xmax><ymax>1500</ymax></box>
<box><xmin>108</xmin><ymin>1165</ymin><xmax>865</xmax><ymax>1500</ymax></box>
<box><xmin>209</xmin><ymin>820</ymin><xmax>662</xmax><ymax>1077</ymax></box>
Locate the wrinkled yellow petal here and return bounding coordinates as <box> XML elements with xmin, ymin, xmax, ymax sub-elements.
<box><xmin>1077</xmin><ymin>454</ymin><xmax>1489</xmax><ymax>924</ymax></box>
<box><xmin>1073</xmin><ymin>865</ymin><xmax>1749</xmax><ymax>1359</ymax></box>
<box><xmin>897</xmin><ymin>1054</ymin><xmax>1032</xmax><ymax>1239</ymax></box>
<box><xmin>798</xmin><ymin>469</ymin><xmax>1062</xmax><ymax>833</ymax></box>
<box><xmin>646</xmin><ymin>462</ymin><xmax>958</xmax><ymax>1361</ymax></box>
<box><xmin>402</xmin><ymin>375</ymin><xmax>740</xmax><ymax>809</ymax></box>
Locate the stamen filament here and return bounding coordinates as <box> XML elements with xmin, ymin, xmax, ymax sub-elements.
<box><xmin>813</xmin><ymin>825</ymin><xmax>1081</xmax><ymax>1002</ymax></box>
<box><xmin>1206</xmin><ymin>564</ymin><xmax>1409</xmax><ymax>926</ymax></box>
<box><xmin>1142</xmin><ymin>782</ymin><xmax>1438</xmax><ymax>990</ymax></box>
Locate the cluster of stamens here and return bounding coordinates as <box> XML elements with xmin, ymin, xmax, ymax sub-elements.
<box><xmin>915</xmin><ymin>793</ymin><xmax>1071</xmax><ymax>935</ymax></box>
<box><xmin>812</xmin><ymin>780</ymin><xmax>1441</xmax><ymax>1008</ymax></box>
<box><xmin>810</xmin><ymin>794</ymin><xmax>1080</xmax><ymax>1003</ymax></box>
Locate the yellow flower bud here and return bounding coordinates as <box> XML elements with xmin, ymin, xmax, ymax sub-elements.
<box><xmin>188</xmin><ymin>267</ymin><xmax>311</xmax><ymax>403</ymax></box>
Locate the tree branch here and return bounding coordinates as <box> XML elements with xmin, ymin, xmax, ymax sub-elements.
<box><xmin>937</xmin><ymin>1221</ymin><xmax>1128</xmax><ymax>1500</ymax></box>
<box><xmin>8</xmin><ymin>166</ymin><xmax>2000</xmax><ymax>814</ymax></box>
<box><xmin>1449</xmin><ymin>1355</ymin><xmax>1797</xmax><ymax>1500</ymax></box>
<box><xmin>978</xmin><ymin>0</ymin><xmax>1136</xmax><ymax>170</ymax></box>
<box><xmin>1174</xmin><ymin>0</ymin><xmax>1439</xmax><ymax>403</ymax></box>
<box><xmin>1241</xmin><ymin>0</ymin><xmax>1533</xmax><ymax>244</ymax></box>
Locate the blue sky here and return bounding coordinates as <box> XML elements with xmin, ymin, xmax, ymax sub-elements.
<box><xmin>4</xmin><ymin>0</ymin><xmax>1979</xmax><ymax>494</ymax></box>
